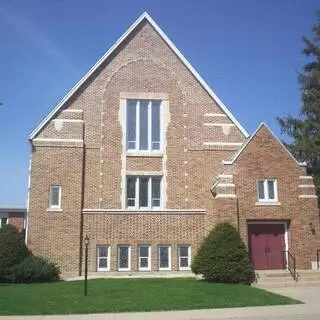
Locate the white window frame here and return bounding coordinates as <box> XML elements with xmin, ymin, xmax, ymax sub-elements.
<box><xmin>49</xmin><ymin>185</ymin><xmax>62</xmax><ymax>209</ymax></box>
<box><xmin>158</xmin><ymin>245</ymin><xmax>171</xmax><ymax>271</ymax></box>
<box><xmin>138</xmin><ymin>245</ymin><xmax>151</xmax><ymax>271</ymax></box>
<box><xmin>126</xmin><ymin>100</ymin><xmax>162</xmax><ymax>152</ymax></box>
<box><xmin>118</xmin><ymin>245</ymin><xmax>131</xmax><ymax>272</ymax></box>
<box><xmin>257</xmin><ymin>179</ymin><xmax>278</xmax><ymax>202</ymax></box>
<box><xmin>97</xmin><ymin>245</ymin><xmax>110</xmax><ymax>272</ymax></box>
<box><xmin>126</xmin><ymin>176</ymin><xmax>162</xmax><ymax>210</ymax></box>
<box><xmin>0</xmin><ymin>213</ymin><xmax>8</xmax><ymax>228</ymax></box>
<box><xmin>178</xmin><ymin>245</ymin><xmax>191</xmax><ymax>271</ymax></box>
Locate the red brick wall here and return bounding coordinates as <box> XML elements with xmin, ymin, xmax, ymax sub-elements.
<box><xmin>27</xmin><ymin>19</ymin><xmax>319</xmax><ymax>274</ymax></box>
<box><xmin>8</xmin><ymin>212</ymin><xmax>25</xmax><ymax>231</ymax></box>
<box><xmin>213</xmin><ymin>125</ymin><xmax>320</xmax><ymax>269</ymax></box>
<box><xmin>28</xmin><ymin>20</ymin><xmax>247</xmax><ymax>274</ymax></box>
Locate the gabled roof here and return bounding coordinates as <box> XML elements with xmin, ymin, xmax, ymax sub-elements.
<box><xmin>29</xmin><ymin>12</ymin><xmax>249</xmax><ymax>140</ymax></box>
<box><xmin>223</xmin><ymin>122</ymin><xmax>306</xmax><ymax>166</ymax></box>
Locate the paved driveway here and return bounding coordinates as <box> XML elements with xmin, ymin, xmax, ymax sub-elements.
<box><xmin>1</xmin><ymin>286</ymin><xmax>320</xmax><ymax>320</ymax></box>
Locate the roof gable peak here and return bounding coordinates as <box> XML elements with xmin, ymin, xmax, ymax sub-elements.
<box><xmin>223</xmin><ymin>122</ymin><xmax>306</xmax><ymax>167</ymax></box>
<box><xmin>29</xmin><ymin>12</ymin><xmax>249</xmax><ymax>139</ymax></box>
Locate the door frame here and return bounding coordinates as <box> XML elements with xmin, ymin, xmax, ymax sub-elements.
<box><xmin>247</xmin><ymin>221</ymin><xmax>289</xmax><ymax>270</ymax></box>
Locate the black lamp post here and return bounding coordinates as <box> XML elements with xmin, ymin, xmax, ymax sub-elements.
<box><xmin>84</xmin><ymin>235</ymin><xmax>89</xmax><ymax>296</ymax></box>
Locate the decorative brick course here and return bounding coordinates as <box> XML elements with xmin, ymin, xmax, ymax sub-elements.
<box><xmin>27</xmin><ymin>17</ymin><xmax>319</xmax><ymax>275</ymax></box>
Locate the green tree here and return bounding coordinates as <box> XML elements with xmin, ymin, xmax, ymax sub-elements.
<box><xmin>192</xmin><ymin>223</ymin><xmax>255</xmax><ymax>285</ymax></box>
<box><xmin>277</xmin><ymin>11</ymin><xmax>320</xmax><ymax>200</ymax></box>
<box><xmin>0</xmin><ymin>225</ymin><xmax>30</xmax><ymax>282</ymax></box>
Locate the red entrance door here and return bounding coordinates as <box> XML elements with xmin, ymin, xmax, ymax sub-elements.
<box><xmin>248</xmin><ymin>224</ymin><xmax>285</xmax><ymax>270</ymax></box>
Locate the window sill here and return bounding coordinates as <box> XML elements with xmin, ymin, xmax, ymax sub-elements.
<box><xmin>255</xmin><ymin>202</ymin><xmax>281</xmax><ymax>206</ymax></box>
<box><xmin>118</xmin><ymin>269</ymin><xmax>131</xmax><ymax>272</ymax></box>
<box><xmin>126</xmin><ymin>151</ymin><xmax>163</xmax><ymax>157</ymax></box>
<box><xmin>159</xmin><ymin>268</ymin><xmax>171</xmax><ymax>271</ymax></box>
<box><xmin>127</xmin><ymin>208</ymin><xmax>162</xmax><ymax>211</ymax></box>
<box><xmin>139</xmin><ymin>268</ymin><xmax>151</xmax><ymax>272</ymax></box>
<box><xmin>46</xmin><ymin>208</ymin><xmax>63</xmax><ymax>212</ymax></box>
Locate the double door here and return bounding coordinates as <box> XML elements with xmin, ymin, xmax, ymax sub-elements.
<box><xmin>248</xmin><ymin>223</ymin><xmax>286</xmax><ymax>270</ymax></box>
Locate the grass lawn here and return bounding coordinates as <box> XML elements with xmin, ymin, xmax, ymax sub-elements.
<box><xmin>0</xmin><ymin>278</ymin><xmax>299</xmax><ymax>315</ymax></box>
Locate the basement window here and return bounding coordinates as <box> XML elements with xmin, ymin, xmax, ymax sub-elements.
<box><xmin>138</xmin><ymin>245</ymin><xmax>151</xmax><ymax>271</ymax></box>
<box><xmin>97</xmin><ymin>246</ymin><xmax>110</xmax><ymax>271</ymax></box>
<box><xmin>178</xmin><ymin>245</ymin><xmax>191</xmax><ymax>271</ymax></box>
<box><xmin>158</xmin><ymin>245</ymin><xmax>171</xmax><ymax>271</ymax></box>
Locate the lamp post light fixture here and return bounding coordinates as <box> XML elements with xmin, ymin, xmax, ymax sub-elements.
<box><xmin>84</xmin><ymin>235</ymin><xmax>89</xmax><ymax>296</ymax></box>
<box><xmin>309</xmin><ymin>222</ymin><xmax>316</xmax><ymax>235</ymax></box>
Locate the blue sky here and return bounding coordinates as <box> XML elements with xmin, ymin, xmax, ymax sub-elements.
<box><xmin>0</xmin><ymin>0</ymin><xmax>318</xmax><ymax>205</ymax></box>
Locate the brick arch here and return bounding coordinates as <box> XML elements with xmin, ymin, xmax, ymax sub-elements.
<box><xmin>97</xmin><ymin>58</ymin><xmax>188</xmax><ymax>209</ymax></box>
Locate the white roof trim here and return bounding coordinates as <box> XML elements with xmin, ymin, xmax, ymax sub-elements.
<box><xmin>222</xmin><ymin>122</ymin><xmax>306</xmax><ymax>166</ymax></box>
<box><xmin>29</xmin><ymin>12</ymin><xmax>249</xmax><ymax>140</ymax></box>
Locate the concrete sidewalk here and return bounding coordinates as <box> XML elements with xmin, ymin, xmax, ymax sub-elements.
<box><xmin>1</xmin><ymin>286</ymin><xmax>320</xmax><ymax>320</ymax></box>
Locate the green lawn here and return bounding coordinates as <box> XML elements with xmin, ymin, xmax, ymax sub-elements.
<box><xmin>0</xmin><ymin>278</ymin><xmax>299</xmax><ymax>315</ymax></box>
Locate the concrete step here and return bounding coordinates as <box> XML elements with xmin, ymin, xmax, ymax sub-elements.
<box><xmin>258</xmin><ymin>273</ymin><xmax>292</xmax><ymax>278</ymax></box>
<box><xmin>254</xmin><ymin>270</ymin><xmax>296</xmax><ymax>288</ymax></box>
<box><xmin>254</xmin><ymin>270</ymin><xmax>320</xmax><ymax>288</ymax></box>
<box><xmin>299</xmin><ymin>275</ymin><xmax>320</xmax><ymax>281</ymax></box>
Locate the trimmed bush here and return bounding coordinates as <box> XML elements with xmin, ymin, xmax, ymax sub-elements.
<box><xmin>0</xmin><ymin>225</ymin><xmax>29</xmax><ymax>282</ymax></box>
<box><xmin>12</xmin><ymin>255</ymin><xmax>61</xmax><ymax>283</ymax></box>
<box><xmin>192</xmin><ymin>222</ymin><xmax>255</xmax><ymax>285</ymax></box>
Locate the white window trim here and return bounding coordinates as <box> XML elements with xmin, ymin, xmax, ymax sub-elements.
<box><xmin>126</xmin><ymin>176</ymin><xmax>162</xmax><ymax>210</ymax></box>
<box><xmin>257</xmin><ymin>179</ymin><xmax>278</xmax><ymax>202</ymax></box>
<box><xmin>118</xmin><ymin>245</ymin><xmax>131</xmax><ymax>271</ymax></box>
<box><xmin>126</xmin><ymin>100</ymin><xmax>162</xmax><ymax>153</ymax></box>
<box><xmin>0</xmin><ymin>213</ymin><xmax>8</xmax><ymax>228</ymax></box>
<box><xmin>178</xmin><ymin>245</ymin><xmax>191</xmax><ymax>271</ymax></box>
<box><xmin>138</xmin><ymin>245</ymin><xmax>151</xmax><ymax>271</ymax></box>
<box><xmin>158</xmin><ymin>245</ymin><xmax>171</xmax><ymax>271</ymax></box>
<box><xmin>49</xmin><ymin>185</ymin><xmax>62</xmax><ymax>209</ymax></box>
<box><xmin>97</xmin><ymin>245</ymin><xmax>111</xmax><ymax>272</ymax></box>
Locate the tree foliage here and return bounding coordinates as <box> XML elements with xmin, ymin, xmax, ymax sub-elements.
<box><xmin>12</xmin><ymin>255</ymin><xmax>60</xmax><ymax>283</ymax></box>
<box><xmin>0</xmin><ymin>225</ymin><xmax>30</xmax><ymax>282</ymax></box>
<box><xmin>192</xmin><ymin>223</ymin><xmax>255</xmax><ymax>285</ymax></box>
<box><xmin>277</xmin><ymin>11</ymin><xmax>320</xmax><ymax>200</ymax></box>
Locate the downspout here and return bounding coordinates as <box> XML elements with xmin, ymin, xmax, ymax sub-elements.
<box><xmin>25</xmin><ymin>140</ymin><xmax>33</xmax><ymax>245</ymax></box>
<box><xmin>235</xmin><ymin>186</ymin><xmax>240</xmax><ymax>232</ymax></box>
<box><xmin>78</xmin><ymin>123</ymin><xmax>86</xmax><ymax>276</ymax></box>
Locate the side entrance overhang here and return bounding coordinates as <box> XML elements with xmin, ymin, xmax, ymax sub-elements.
<box><xmin>247</xmin><ymin>221</ymin><xmax>289</xmax><ymax>270</ymax></box>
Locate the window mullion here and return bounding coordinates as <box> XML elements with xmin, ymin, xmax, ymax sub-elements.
<box><xmin>148</xmin><ymin>100</ymin><xmax>152</xmax><ymax>151</ymax></box>
<box><xmin>160</xmin><ymin>101</ymin><xmax>162</xmax><ymax>152</ymax></box>
<box><xmin>264</xmin><ymin>180</ymin><xmax>269</xmax><ymax>200</ymax></box>
<box><xmin>59</xmin><ymin>187</ymin><xmax>62</xmax><ymax>208</ymax></box>
<box><xmin>136</xmin><ymin>101</ymin><xmax>140</xmax><ymax>151</ymax></box>
<box><xmin>160</xmin><ymin>178</ymin><xmax>163</xmax><ymax>208</ymax></box>
<box><xmin>148</xmin><ymin>177</ymin><xmax>152</xmax><ymax>209</ymax></box>
<box><xmin>136</xmin><ymin>177</ymin><xmax>139</xmax><ymax>209</ymax></box>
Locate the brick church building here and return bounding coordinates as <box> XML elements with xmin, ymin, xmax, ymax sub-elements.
<box><xmin>27</xmin><ymin>13</ymin><xmax>319</xmax><ymax>275</ymax></box>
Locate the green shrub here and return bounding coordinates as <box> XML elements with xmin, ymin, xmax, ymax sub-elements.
<box><xmin>192</xmin><ymin>222</ymin><xmax>255</xmax><ymax>285</ymax></box>
<box><xmin>0</xmin><ymin>225</ymin><xmax>30</xmax><ymax>282</ymax></box>
<box><xmin>12</xmin><ymin>255</ymin><xmax>61</xmax><ymax>283</ymax></box>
